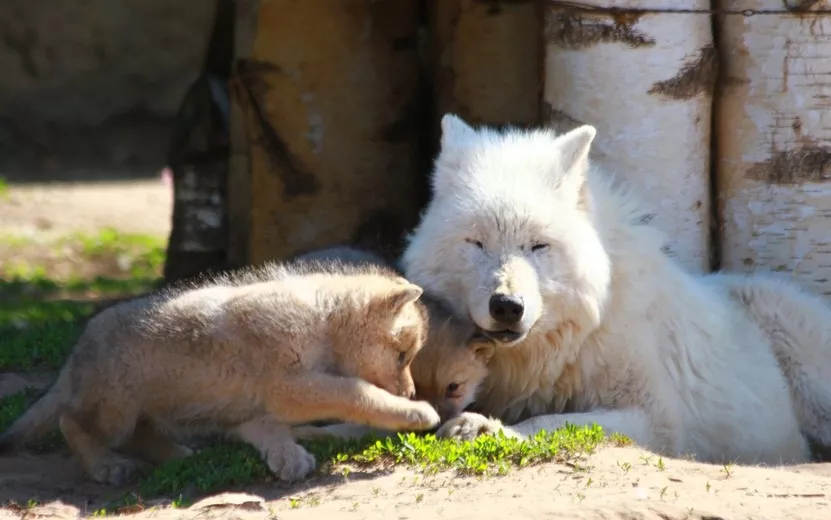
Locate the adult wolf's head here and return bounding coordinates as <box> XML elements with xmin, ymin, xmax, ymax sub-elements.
<box><xmin>401</xmin><ymin>114</ymin><xmax>611</xmax><ymax>348</ymax></box>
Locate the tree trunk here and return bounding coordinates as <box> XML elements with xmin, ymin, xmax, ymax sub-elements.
<box><xmin>715</xmin><ymin>0</ymin><xmax>831</xmax><ymax>295</ymax></box>
<box><xmin>228</xmin><ymin>0</ymin><xmax>428</xmax><ymax>266</ymax></box>
<box><xmin>543</xmin><ymin>0</ymin><xmax>716</xmax><ymax>273</ymax></box>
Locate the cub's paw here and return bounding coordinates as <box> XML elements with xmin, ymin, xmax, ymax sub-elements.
<box><xmin>265</xmin><ymin>442</ymin><xmax>316</xmax><ymax>482</ymax></box>
<box><xmin>402</xmin><ymin>401</ymin><xmax>441</xmax><ymax>431</ymax></box>
<box><xmin>436</xmin><ymin>412</ymin><xmax>513</xmax><ymax>442</ymax></box>
<box><xmin>90</xmin><ymin>454</ymin><xmax>145</xmax><ymax>486</ymax></box>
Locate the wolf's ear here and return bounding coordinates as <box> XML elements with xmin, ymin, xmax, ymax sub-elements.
<box><xmin>552</xmin><ymin>125</ymin><xmax>596</xmax><ymax>202</ymax></box>
<box><xmin>434</xmin><ymin>114</ymin><xmax>477</xmax><ymax>195</ymax></box>
<box><xmin>440</xmin><ymin>113</ymin><xmax>476</xmax><ymax>150</ymax></box>
<box><xmin>467</xmin><ymin>332</ymin><xmax>495</xmax><ymax>364</ymax></box>
<box><xmin>556</xmin><ymin>124</ymin><xmax>596</xmax><ymax>174</ymax></box>
<box><xmin>376</xmin><ymin>284</ymin><xmax>424</xmax><ymax>317</ymax></box>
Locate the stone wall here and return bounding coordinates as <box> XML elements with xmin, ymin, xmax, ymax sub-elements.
<box><xmin>0</xmin><ymin>0</ymin><xmax>215</xmax><ymax>177</ymax></box>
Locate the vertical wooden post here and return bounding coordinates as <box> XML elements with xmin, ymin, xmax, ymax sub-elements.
<box><xmin>228</xmin><ymin>0</ymin><xmax>427</xmax><ymax>266</ymax></box>
<box><xmin>543</xmin><ymin>0</ymin><xmax>716</xmax><ymax>273</ymax></box>
<box><xmin>428</xmin><ymin>0</ymin><xmax>542</xmax><ymax>130</ymax></box>
<box><xmin>714</xmin><ymin>0</ymin><xmax>831</xmax><ymax>295</ymax></box>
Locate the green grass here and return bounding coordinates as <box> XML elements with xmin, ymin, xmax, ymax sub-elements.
<box><xmin>1</xmin><ymin>377</ymin><xmax>612</xmax><ymax>515</ymax></box>
<box><xmin>69</xmin><ymin>227</ymin><xmax>166</xmax><ymax>277</ymax></box>
<box><xmin>104</xmin><ymin>423</ymin><xmax>608</xmax><ymax>513</ymax></box>
<box><xmin>0</xmin><ymin>388</ymin><xmax>64</xmax><ymax>450</ymax></box>
<box><xmin>0</xmin><ymin>177</ymin><xmax>8</xmax><ymax>199</ymax></box>
<box><xmin>0</xmin><ymin>228</ymin><xmax>165</xmax><ymax>371</ymax></box>
<box><xmin>0</xmin><ymin>388</ymin><xmax>39</xmax><ymax>433</ymax></box>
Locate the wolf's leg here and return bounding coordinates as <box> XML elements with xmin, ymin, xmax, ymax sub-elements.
<box><xmin>293</xmin><ymin>422</ymin><xmax>395</xmax><ymax>441</ymax></box>
<box><xmin>59</xmin><ymin>411</ymin><xmax>145</xmax><ymax>486</ymax></box>
<box><xmin>233</xmin><ymin>415</ymin><xmax>316</xmax><ymax>482</ymax></box>
<box><xmin>437</xmin><ymin>409</ymin><xmax>659</xmax><ymax>450</ymax></box>
<box><xmin>266</xmin><ymin>373</ymin><xmax>440</xmax><ymax>432</ymax></box>
<box><xmin>120</xmin><ymin>420</ymin><xmax>193</xmax><ymax>466</ymax></box>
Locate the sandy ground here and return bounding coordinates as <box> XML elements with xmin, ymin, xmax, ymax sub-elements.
<box><xmin>3</xmin><ymin>441</ymin><xmax>831</xmax><ymax>520</ymax></box>
<box><xmin>2</xmin><ymin>179</ymin><xmax>831</xmax><ymax>519</ymax></box>
<box><xmin>0</xmin><ymin>177</ymin><xmax>173</xmax><ymax>239</ymax></box>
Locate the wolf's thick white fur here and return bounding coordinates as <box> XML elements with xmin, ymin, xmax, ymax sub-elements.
<box><xmin>400</xmin><ymin>114</ymin><xmax>831</xmax><ymax>465</ymax></box>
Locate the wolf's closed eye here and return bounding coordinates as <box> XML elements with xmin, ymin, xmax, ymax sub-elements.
<box><xmin>465</xmin><ymin>238</ymin><xmax>484</xmax><ymax>250</ymax></box>
<box><xmin>530</xmin><ymin>243</ymin><xmax>549</xmax><ymax>252</ymax></box>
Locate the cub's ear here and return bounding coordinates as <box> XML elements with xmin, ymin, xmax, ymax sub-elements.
<box><xmin>440</xmin><ymin>113</ymin><xmax>477</xmax><ymax>150</ymax></box>
<box><xmin>375</xmin><ymin>284</ymin><xmax>424</xmax><ymax>317</ymax></box>
<box><xmin>467</xmin><ymin>332</ymin><xmax>496</xmax><ymax>364</ymax></box>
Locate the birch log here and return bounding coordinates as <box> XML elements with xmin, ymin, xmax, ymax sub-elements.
<box><xmin>428</xmin><ymin>0</ymin><xmax>541</xmax><ymax>129</ymax></box>
<box><xmin>715</xmin><ymin>0</ymin><xmax>831</xmax><ymax>295</ymax></box>
<box><xmin>228</xmin><ymin>0</ymin><xmax>426</xmax><ymax>266</ymax></box>
<box><xmin>544</xmin><ymin>0</ymin><xmax>716</xmax><ymax>273</ymax></box>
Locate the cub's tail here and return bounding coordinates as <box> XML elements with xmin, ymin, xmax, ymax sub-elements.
<box><xmin>0</xmin><ymin>369</ymin><xmax>70</xmax><ymax>452</ymax></box>
<box><xmin>714</xmin><ymin>273</ymin><xmax>831</xmax><ymax>454</ymax></box>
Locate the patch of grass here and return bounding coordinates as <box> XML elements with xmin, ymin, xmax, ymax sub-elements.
<box><xmin>0</xmin><ymin>229</ymin><xmax>165</xmax><ymax>371</ymax></box>
<box><xmin>102</xmin><ymin>423</ymin><xmax>605</xmax><ymax>512</ymax></box>
<box><xmin>70</xmin><ymin>227</ymin><xmax>166</xmax><ymax>276</ymax></box>
<box><xmin>0</xmin><ymin>388</ymin><xmax>64</xmax><ymax>450</ymax></box>
<box><xmin>0</xmin><ymin>177</ymin><xmax>8</xmax><ymax>199</ymax></box>
<box><xmin>0</xmin><ymin>325</ymin><xmax>81</xmax><ymax>372</ymax></box>
<box><xmin>0</xmin><ymin>388</ymin><xmax>38</xmax><ymax>433</ymax></box>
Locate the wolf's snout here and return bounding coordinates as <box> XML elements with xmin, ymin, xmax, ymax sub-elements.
<box><xmin>489</xmin><ymin>294</ymin><xmax>524</xmax><ymax>326</ymax></box>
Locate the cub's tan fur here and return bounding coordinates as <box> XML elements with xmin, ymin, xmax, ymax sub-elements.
<box><xmin>288</xmin><ymin>246</ymin><xmax>495</xmax><ymax>442</ymax></box>
<box><xmin>410</xmin><ymin>295</ymin><xmax>495</xmax><ymax>422</ymax></box>
<box><xmin>0</xmin><ymin>259</ymin><xmax>440</xmax><ymax>485</ymax></box>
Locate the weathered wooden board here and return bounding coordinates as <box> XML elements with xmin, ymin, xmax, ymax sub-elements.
<box><xmin>714</xmin><ymin>0</ymin><xmax>831</xmax><ymax>294</ymax></box>
<box><xmin>543</xmin><ymin>0</ymin><xmax>716</xmax><ymax>273</ymax></box>
<box><xmin>428</xmin><ymin>0</ymin><xmax>542</xmax><ymax>130</ymax></box>
<box><xmin>228</xmin><ymin>0</ymin><xmax>427</xmax><ymax>266</ymax></box>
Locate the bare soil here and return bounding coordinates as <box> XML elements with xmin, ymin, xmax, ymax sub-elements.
<box><xmin>2</xmin><ymin>180</ymin><xmax>831</xmax><ymax>519</ymax></box>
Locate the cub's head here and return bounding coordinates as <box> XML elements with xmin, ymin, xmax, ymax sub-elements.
<box><xmin>410</xmin><ymin>295</ymin><xmax>495</xmax><ymax>422</ymax></box>
<box><xmin>401</xmin><ymin>114</ymin><xmax>610</xmax><ymax>348</ymax></box>
<box><xmin>332</xmin><ymin>275</ymin><xmax>427</xmax><ymax>398</ymax></box>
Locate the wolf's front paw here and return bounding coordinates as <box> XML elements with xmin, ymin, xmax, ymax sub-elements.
<box><xmin>436</xmin><ymin>412</ymin><xmax>511</xmax><ymax>442</ymax></box>
<box><xmin>90</xmin><ymin>454</ymin><xmax>145</xmax><ymax>486</ymax></box>
<box><xmin>265</xmin><ymin>442</ymin><xmax>316</xmax><ymax>482</ymax></box>
<box><xmin>402</xmin><ymin>400</ymin><xmax>441</xmax><ymax>431</ymax></box>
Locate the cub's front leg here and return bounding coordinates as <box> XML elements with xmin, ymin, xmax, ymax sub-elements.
<box><xmin>233</xmin><ymin>415</ymin><xmax>316</xmax><ymax>482</ymax></box>
<box><xmin>266</xmin><ymin>373</ymin><xmax>441</xmax><ymax>433</ymax></box>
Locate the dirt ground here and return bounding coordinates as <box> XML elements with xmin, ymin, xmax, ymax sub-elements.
<box><xmin>0</xmin><ymin>175</ymin><xmax>173</xmax><ymax>239</ymax></box>
<box><xmin>2</xmin><ymin>178</ymin><xmax>831</xmax><ymax>519</ymax></box>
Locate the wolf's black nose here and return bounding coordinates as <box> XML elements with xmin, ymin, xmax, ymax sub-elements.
<box><xmin>489</xmin><ymin>294</ymin><xmax>524</xmax><ymax>325</ymax></box>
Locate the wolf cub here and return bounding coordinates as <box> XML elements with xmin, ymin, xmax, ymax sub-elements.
<box><xmin>0</xmin><ymin>259</ymin><xmax>439</xmax><ymax>484</ymax></box>
<box><xmin>289</xmin><ymin>245</ymin><xmax>495</xmax><ymax>442</ymax></box>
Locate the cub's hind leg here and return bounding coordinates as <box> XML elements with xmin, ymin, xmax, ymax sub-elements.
<box><xmin>58</xmin><ymin>399</ymin><xmax>144</xmax><ymax>486</ymax></box>
<box><xmin>119</xmin><ymin>420</ymin><xmax>193</xmax><ymax>466</ymax></box>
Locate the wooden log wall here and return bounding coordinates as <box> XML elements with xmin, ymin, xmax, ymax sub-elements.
<box><xmin>543</xmin><ymin>0</ymin><xmax>716</xmax><ymax>274</ymax></box>
<box><xmin>218</xmin><ymin>0</ymin><xmax>831</xmax><ymax>293</ymax></box>
<box><xmin>228</xmin><ymin>0</ymin><xmax>428</xmax><ymax>266</ymax></box>
<box><xmin>427</xmin><ymin>0</ymin><xmax>542</xmax><ymax>129</ymax></box>
<box><xmin>714</xmin><ymin>0</ymin><xmax>831</xmax><ymax>295</ymax></box>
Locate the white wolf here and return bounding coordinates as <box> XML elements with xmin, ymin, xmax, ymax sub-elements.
<box><xmin>399</xmin><ymin>114</ymin><xmax>831</xmax><ymax>465</ymax></box>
